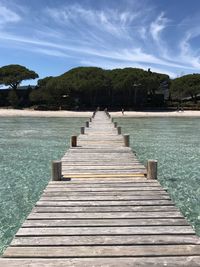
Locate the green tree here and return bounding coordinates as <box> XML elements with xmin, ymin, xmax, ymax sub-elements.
<box><xmin>171</xmin><ymin>74</ymin><xmax>200</xmax><ymax>103</ymax></box>
<box><xmin>8</xmin><ymin>90</ymin><xmax>19</xmax><ymax>108</ymax></box>
<box><xmin>0</xmin><ymin>64</ymin><xmax>38</xmax><ymax>90</ymax></box>
<box><xmin>31</xmin><ymin>66</ymin><xmax>170</xmax><ymax>110</ymax></box>
<box><xmin>29</xmin><ymin>77</ymin><xmax>53</xmax><ymax>105</ymax></box>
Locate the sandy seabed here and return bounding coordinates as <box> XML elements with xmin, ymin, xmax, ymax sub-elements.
<box><xmin>0</xmin><ymin>108</ymin><xmax>200</xmax><ymax>118</ymax></box>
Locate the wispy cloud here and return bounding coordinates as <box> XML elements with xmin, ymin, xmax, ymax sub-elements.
<box><xmin>0</xmin><ymin>31</ymin><xmax>193</xmax><ymax>71</ymax></box>
<box><xmin>46</xmin><ymin>4</ymin><xmax>140</xmax><ymax>39</ymax></box>
<box><xmin>150</xmin><ymin>12</ymin><xmax>169</xmax><ymax>42</ymax></box>
<box><xmin>0</xmin><ymin>0</ymin><xmax>200</xmax><ymax>78</ymax></box>
<box><xmin>34</xmin><ymin>48</ymin><xmax>71</xmax><ymax>58</ymax></box>
<box><xmin>0</xmin><ymin>3</ymin><xmax>21</xmax><ymax>26</ymax></box>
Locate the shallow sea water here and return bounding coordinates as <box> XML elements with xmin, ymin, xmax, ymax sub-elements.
<box><xmin>117</xmin><ymin>117</ymin><xmax>200</xmax><ymax>234</ymax></box>
<box><xmin>0</xmin><ymin>117</ymin><xmax>86</xmax><ymax>254</ymax></box>
<box><xmin>0</xmin><ymin>116</ymin><xmax>200</xmax><ymax>254</ymax></box>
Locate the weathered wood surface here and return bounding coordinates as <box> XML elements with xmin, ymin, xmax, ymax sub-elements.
<box><xmin>61</xmin><ymin>111</ymin><xmax>146</xmax><ymax>178</ymax></box>
<box><xmin>2</xmin><ymin>111</ymin><xmax>200</xmax><ymax>266</ymax></box>
<box><xmin>1</xmin><ymin>257</ymin><xmax>200</xmax><ymax>267</ymax></box>
<box><xmin>4</xmin><ymin>245</ymin><xmax>200</xmax><ymax>257</ymax></box>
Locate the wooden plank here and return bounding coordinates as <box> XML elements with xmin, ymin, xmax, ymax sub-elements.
<box><xmin>44</xmin><ymin>187</ymin><xmax>164</xmax><ymax>192</ymax></box>
<box><xmin>62</xmin><ymin>174</ymin><xmax>146</xmax><ymax>178</ymax></box>
<box><xmin>4</xmin><ymin>245</ymin><xmax>200</xmax><ymax>257</ymax></box>
<box><xmin>36</xmin><ymin>200</ymin><xmax>173</xmax><ymax>206</ymax></box>
<box><xmin>47</xmin><ymin>182</ymin><xmax>160</xmax><ymax>187</ymax></box>
<box><xmin>1</xmin><ymin>257</ymin><xmax>200</xmax><ymax>267</ymax></box>
<box><xmin>62</xmin><ymin>167</ymin><xmax>146</xmax><ymax>171</ymax></box>
<box><xmin>49</xmin><ymin>179</ymin><xmax>156</xmax><ymax>183</ymax></box>
<box><xmin>11</xmin><ymin>234</ymin><xmax>197</xmax><ymax>246</ymax></box>
<box><xmin>32</xmin><ymin>206</ymin><xmax>178</xmax><ymax>213</ymax></box>
<box><xmin>22</xmin><ymin>218</ymin><xmax>189</xmax><ymax>227</ymax></box>
<box><xmin>40</xmin><ymin>195</ymin><xmax>171</xmax><ymax>200</ymax></box>
<box><xmin>42</xmin><ymin>191</ymin><xmax>169</xmax><ymax>197</ymax></box>
<box><xmin>28</xmin><ymin>211</ymin><xmax>184</xmax><ymax>219</ymax></box>
<box><xmin>16</xmin><ymin>226</ymin><xmax>194</xmax><ymax>236</ymax></box>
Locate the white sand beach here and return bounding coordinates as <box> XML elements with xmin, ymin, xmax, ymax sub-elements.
<box><xmin>0</xmin><ymin>108</ymin><xmax>200</xmax><ymax>117</ymax></box>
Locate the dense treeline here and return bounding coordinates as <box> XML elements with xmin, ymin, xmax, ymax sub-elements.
<box><xmin>0</xmin><ymin>64</ymin><xmax>200</xmax><ymax>110</ymax></box>
<box><xmin>171</xmin><ymin>74</ymin><xmax>200</xmax><ymax>103</ymax></box>
<box><xmin>30</xmin><ymin>67</ymin><xmax>169</xmax><ymax>110</ymax></box>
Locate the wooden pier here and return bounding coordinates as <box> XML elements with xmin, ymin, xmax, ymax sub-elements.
<box><xmin>1</xmin><ymin>111</ymin><xmax>200</xmax><ymax>266</ymax></box>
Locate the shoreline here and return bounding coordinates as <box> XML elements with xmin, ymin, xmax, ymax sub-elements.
<box><xmin>0</xmin><ymin>109</ymin><xmax>200</xmax><ymax>117</ymax></box>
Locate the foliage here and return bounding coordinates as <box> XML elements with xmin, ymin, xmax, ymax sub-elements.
<box><xmin>35</xmin><ymin>67</ymin><xmax>170</xmax><ymax>110</ymax></box>
<box><xmin>7</xmin><ymin>90</ymin><xmax>19</xmax><ymax>108</ymax></box>
<box><xmin>0</xmin><ymin>64</ymin><xmax>38</xmax><ymax>90</ymax></box>
<box><xmin>0</xmin><ymin>65</ymin><xmax>174</xmax><ymax>109</ymax></box>
<box><xmin>171</xmin><ymin>74</ymin><xmax>200</xmax><ymax>103</ymax></box>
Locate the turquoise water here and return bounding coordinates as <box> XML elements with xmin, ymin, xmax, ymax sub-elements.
<box><xmin>117</xmin><ymin>117</ymin><xmax>200</xmax><ymax>234</ymax></box>
<box><xmin>0</xmin><ymin>117</ymin><xmax>200</xmax><ymax>255</ymax></box>
<box><xmin>0</xmin><ymin>117</ymin><xmax>86</xmax><ymax>254</ymax></box>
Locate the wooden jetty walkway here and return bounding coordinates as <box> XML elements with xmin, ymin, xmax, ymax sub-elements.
<box><xmin>1</xmin><ymin>111</ymin><xmax>200</xmax><ymax>266</ymax></box>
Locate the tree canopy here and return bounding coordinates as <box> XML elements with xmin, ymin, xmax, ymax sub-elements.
<box><xmin>0</xmin><ymin>64</ymin><xmax>39</xmax><ymax>90</ymax></box>
<box><xmin>171</xmin><ymin>74</ymin><xmax>200</xmax><ymax>103</ymax></box>
<box><xmin>31</xmin><ymin>66</ymin><xmax>170</xmax><ymax>110</ymax></box>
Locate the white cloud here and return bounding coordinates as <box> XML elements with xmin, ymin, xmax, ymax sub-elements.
<box><xmin>179</xmin><ymin>29</ymin><xmax>200</xmax><ymax>68</ymax></box>
<box><xmin>0</xmin><ymin>4</ymin><xmax>21</xmax><ymax>25</ymax></box>
<box><xmin>0</xmin><ymin>31</ymin><xmax>196</xmax><ymax>72</ymax></box>
<box><xmin>0</xmin><ymin>1</ymin><xmax>200</xmax><ymax>78</ymax></box>
<box><xmin>138</xmin><ymin>27</ymin><xmax>147</xmax><ymax>39</ymax></box>
<box><xmin>46</xmin><ymin>5</ymin><xmax>138</xmax><ymax>38</ymax></box>
<box><xmin>150</xmin><ymin>12</ymin><xmax>169</xmax><ymax>42</ymax></box>
<box><xmin>34</xmin><ymin>48</ymin><xmax>71</xmax><ymax>58</ymax></box>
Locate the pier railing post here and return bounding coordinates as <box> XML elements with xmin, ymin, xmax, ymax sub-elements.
<box><xmin>52</xmin><ymin>160</ymin><xmax>62</xmax><ymax>181</ymax></box>
<box><xmin>147</xmin><ymin>160</ymin><xmax>158</xmax><ymax>179</ymax></box>
<box><xmin>104</xmin><ymin>109</ymin><xmax>110</xmax><ymax>118</ymax></box>
<box><xmin>85</xmin><ymin>121</ymin><xmax>89</xmax><ymax>127</ymax></box>
<box><xmin>117</xmin><ymin>126</ymin><xmax>121</xmax><ymax>135</ymax></box>
<box><xmin>80</xmin><ymin>127</ymin><xmax>85</xmax><ymax>134</ymax></box>
<box><xmin>123</xmin><ymin>134</ymin><xmax>129</xmax><ymax>147</ymax></box>
<box><xmin>71</xmin><ymin>135</ymin><xmax>77</xmax><ymax>147</ymax></box>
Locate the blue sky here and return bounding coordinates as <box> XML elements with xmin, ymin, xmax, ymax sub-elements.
<box><xmin>1</xmin><ymin>0</ymin><xmax>200</xmax><ymax>85</ymax></box>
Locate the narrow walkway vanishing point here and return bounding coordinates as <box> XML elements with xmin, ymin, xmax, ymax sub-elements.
<box><xmin>1</xmin><ymin>111</ymin><xmax>200</xmax><ymax>266</ymax></box>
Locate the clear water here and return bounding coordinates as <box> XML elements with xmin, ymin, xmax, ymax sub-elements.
<box><xmin>0</xmin><ymin>117</ymin><xmax>86</xmax><ymax>254</ymax></box>
<box><xmin>0</xmin><ymin>117</ymin><xmax>200</xmax><ymax>255</ymax></box>
<box><xmin>117</xmin><ymin>117</ymin><xmax>200</xmax><ymax>234</ymax></box>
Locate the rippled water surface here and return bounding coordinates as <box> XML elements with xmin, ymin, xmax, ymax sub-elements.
<box><xmin>0</xmin><ymin>117</ymin><xmax>86</xmax><ymax>254</ymax></box>
<box><xmin>117</xmin><ymin>117</ymin><xmax>200</xmax><ymax>234</ymax></box>
<box><xmin>0</xmin><ymin>116</ymin><xmax>200</xmax><ymax>254</ymax></box>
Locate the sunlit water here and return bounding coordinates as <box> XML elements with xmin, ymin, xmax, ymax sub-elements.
<box><xmin>0</xmin><ymin>116</ymin><xmax>200</xmax><ymax>254</ymax></box>
<box><xmin>117</xmin><ymin>117</ymin><xmax>200</xmax><ymax>234</ymax></box>
<box><xmin>0</xmin><ymin>117</ymin><xmax>86</xmax><ymax>254</ymax></box>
